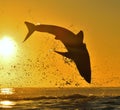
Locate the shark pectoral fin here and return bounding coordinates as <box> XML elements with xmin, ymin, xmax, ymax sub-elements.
<box><xmin>54</xmin><ymin>51</ymin><xmax>71</xmax><ymax>59</ymax></box>
<box><xmin>23</xmin><ymin>21</ymin><xmax>35</xmax><ymax>42</ymax></box>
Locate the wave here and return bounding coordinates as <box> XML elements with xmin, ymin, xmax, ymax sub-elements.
<box><xmin>0</xmin><ymin>93</ymin><xmax>120</xmax><ymax>109</ymax></box>
<box><xmin>0</xmin><ymin>87</ymin><xmax>120</xmax><ymax>101</ymax></box>
<box><xmin>0</xmin><ymin>94</ymin><xmax>97</xmax><ymax>101</ymax></box>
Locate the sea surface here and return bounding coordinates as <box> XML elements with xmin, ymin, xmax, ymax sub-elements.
<box><xmin>0</xmin><ymin>87</ymin><xmax>120</xmax><ymax>110</ymax></box>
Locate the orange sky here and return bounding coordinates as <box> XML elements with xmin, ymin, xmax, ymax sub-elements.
<box><xmin>0</xmin><ymin>0</ymin><xmax>120</xmax><ymax>87</ymax></box>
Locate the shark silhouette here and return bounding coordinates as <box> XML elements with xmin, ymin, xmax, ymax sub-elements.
<box><xmin>23</xmin><ymin>21</ymin><xmax>91</xmax><ymax>83</ymax></box>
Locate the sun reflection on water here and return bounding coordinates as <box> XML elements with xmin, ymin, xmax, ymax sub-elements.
<box><xmin>0</xmin><ymin>88</ymin><xmax>14</xmax><ymax>95</ymax></box>
<box><xmin>0</xmin><ymin>88</ymin><xmax>16</xmax><ymax>108</ymax></box>
<box><xmin>0</xmin><ymin>100</ymin><xmax>15</xmax><ymax>108</ymax></box>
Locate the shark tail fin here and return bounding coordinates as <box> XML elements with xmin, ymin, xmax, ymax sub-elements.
<box><xmin>23</xmin><ymin>21</ymin><xmax>36</xmax><ymax>42</ymax></box>
<box><xmin>76</xmin><ymin>30</ymin><xmax>84</xmax><ymax>44</ymax></box>
<box><xmin>54</xmin><ymin>51</ymin><xmax>71</xmax><ymax>59</ymax></box>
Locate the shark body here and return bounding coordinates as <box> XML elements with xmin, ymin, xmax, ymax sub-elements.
<box><xmin>23</xmin><ymin>21</ymin><xmax>91</xmax><ymax>83</ymax></box>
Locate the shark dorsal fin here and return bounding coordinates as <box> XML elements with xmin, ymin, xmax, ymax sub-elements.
<box><xmin>76</xmin><ymin>31</ymin><xmax>84</xmax><ymax>43</ymax></box>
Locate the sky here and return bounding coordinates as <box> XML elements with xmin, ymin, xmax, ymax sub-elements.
<box><xmin>0</xmin><ymin>0</ymin><xmax>120</xmax><ymax>87</ymax></box>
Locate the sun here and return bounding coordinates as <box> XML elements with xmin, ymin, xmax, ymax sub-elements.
<box><xmin>0</xmin><ymin>36</ymin><xmax>17</xmax><ymax>58</ymax></box>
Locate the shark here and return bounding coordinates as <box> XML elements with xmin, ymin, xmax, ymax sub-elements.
<box><xmin>23</xmin><ymin>21</ymin><xmax>91</xmax><ymax>83</ymax></box>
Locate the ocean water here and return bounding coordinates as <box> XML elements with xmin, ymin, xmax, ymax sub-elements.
<box><xmin>0</xmin><ymin>87</ymin><xmax>120</xmax><ymax>110</ymax></box>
